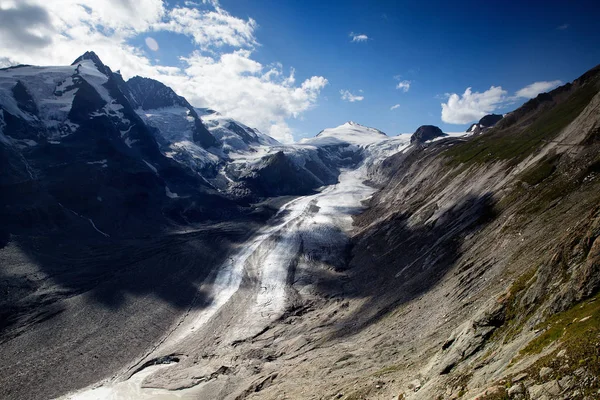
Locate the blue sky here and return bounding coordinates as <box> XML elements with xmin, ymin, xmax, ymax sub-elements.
<box><xmin>2</xmin><ymin>0</ymin><xmax>600</xmax><ymax>141</ymax></box>
<box><xmin>220</xmin><ymin>0</ymin><xmax>600</xmax><ymax>138</ymax></box>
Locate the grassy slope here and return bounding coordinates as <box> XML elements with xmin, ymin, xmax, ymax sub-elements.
<box><xmin>444</xmin><ymin>81</ymin><xmax>598</xmax><ymax>166</ymax></box>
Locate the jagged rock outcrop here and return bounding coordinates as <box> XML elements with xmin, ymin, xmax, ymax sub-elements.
<box><xmin>234</xmin><ymin>151</ymin><xmax>326</xmax><ymax>197</ymax></box>
<box><xmin>466</xmin><ymin>113</ymin><xmax>503</xmax><ymax>134</ymax></box>
<box><xmin>127</xmin><ymin>76</ymin><xmax>217</xmax><ymax>148</ymax></box>
<box><xmin>410</xmin><ymin>125</ymin><xmax>447</xmax><ymax>143</ymax></box>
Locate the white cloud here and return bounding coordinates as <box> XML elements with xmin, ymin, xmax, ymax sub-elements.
<box><xmin>390</xmin><ymin>104</ymin><xmax>400</xmax><ymax>110</ymax></box>
<box><xmin>340</xmin><ymin>90</ymin><xmax>364</xmax><ymax>102</ymax></box>
<box><xmin>350</xmin><ymin>32</ymin><xmax>368</xmax><ymax>42</ymax></box>
<box><xmin>0</xmin><ymin>3</ymin><xmax>53</xmax><ymax>48</ymax></box>
<box><xmin>441</xmin><ymin>86</ymin><xmax>507</xmax><ymax>124</ymax></box>
<box><xmin>145</xmin><ymin>37</ymin><xmax>159</xmax><ymax>51</ymax></box>
<box><xmin>0</xmin><ymin>0</ymin><xmax>327</xmax><ymax>143</ymax></box>
<box><xmin>155</xmin><ymin>6</ymin><xmax>258</xmax><ymax>51</ymax></box>
<box><xmin>557</xmin><ymin>23</ymin><xmax>569</xmax><ymax>30</ymax></box>
<box><xmin>396</xmin><ymin>80</ymin><xmax>411</xmax><ymax>92</ymax></box>
<box><xmin>515</xmin><ymin>80</ymin><xmax>562</xmax><ymax>99</ymax></box>
<box><xmin>165</xmin><ymin>50</ymin><xmax>328</xmax><ymax>143</ymax></box>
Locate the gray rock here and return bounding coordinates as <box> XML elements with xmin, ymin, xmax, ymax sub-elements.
<box><xmin>558</xmin><ymin>375</ymin><xmax>575</xmax><ymax>391</ymax></box>
<box><xmin>528</xmin><ymin>384</ymin><xmax>547</xmax><ymax>400</ymax></box>
<box><xmin>529</xmin><ymin>381</ymin><xmax>562</xmax><ymax>399</ymax></box>
<box><xmin>508</xmin><ymin>382</ymin><xmax>524</xmax><ymax>397</ymax></box>
<box><xmin>512</xmin><ymin>373</ymin><xmax>529</xmax><ymax>382</ymax></box>
<box><xmin>543</xmin><ymin>381</ymin><xmax>562</xmax><ymax>396</ymax></box>
<box><xmin>407</xmin><ymin>379</ymin><xmax>421</xmax><ymax>392</ymax></box>
<box><xmin>410</xmin><ymin>125</ymin><xmax>446</xmax><ymax>144</ymax></box>
<box><xmin>430</xmin><ymin>300</ymin><xmax>505</xmax><ymax>375</ymax></box>
<box><xmin>539</xmin><ymin>367</ymin><xmax>554</xmax><ymax>380</ymax></box>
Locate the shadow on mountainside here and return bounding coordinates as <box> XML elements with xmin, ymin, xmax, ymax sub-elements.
<box><xmin>315</xmin><ymin>192</ymin><xmax>499</xmax><ymax>339</ymax></box>
<box><xmin>0</xmin><ymin>222</ymin><xmax>258</xmax><ymax>333</ymax></box>
<box><xmin>0</xmin><ymin>219</ymin><xmax>264</xmax><ymax>400</ymax></box>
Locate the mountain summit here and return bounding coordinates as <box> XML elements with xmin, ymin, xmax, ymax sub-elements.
<box><xmin>410</xmin><ymin>125</ymin><xmax>447</xmax><ymax>143</ymax></box>
<box><xmin>466</xmin><ymin>113</ymin><xmax>504</xmax><ymax>134</ymax></box>
<box><xmin>311</xmin><ymin>121</ymin><xmax>387</xmax><ymax>146</ymax></box>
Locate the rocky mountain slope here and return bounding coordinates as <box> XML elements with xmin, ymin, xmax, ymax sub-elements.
<box><xmin>0</xmin><ymin>51</ymin><xmax>372</xmax><ymax>237</ymax></box>
<box><xmin>0</xmin><ymin>52</ymin><xmax>240</xmax><ymax>240</ymax></box>
<box><xmin>347</xmin><ymin>65</ymin><xmax>600</xmax><ymax>399</ymax></box>
<box><xmin>250</xmin><ymin>64</ymin><xmax>600</xmax><ymax>400</ymax></box>
<box><xmin>1</xmin><ymin>53</ymin><xmax>599</xmax><ymax>400</ymax></box>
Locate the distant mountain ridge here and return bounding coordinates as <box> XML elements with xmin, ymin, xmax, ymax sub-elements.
<box><xmin>314</xmin><ymin>121</ymin><xmax>387</xmax><ymax>144</ymax></box>
<box><xmin>0</xmin><ymin>51</ymin><xmax>409</xmax><ymax>237</ymax></box>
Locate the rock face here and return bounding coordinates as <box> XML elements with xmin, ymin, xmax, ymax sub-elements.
<box><xmin>0</xmin><ymin>51</ymin><xmax>245</xmax><ymax>240</ymax></box>
<box><xmin>410</xmin><ymin>125</ymin><xmax>446</xmax><ymax>143</ymax></box>
<box><xmin>467</xmin><ymin>113</ymin><xmax>503</xmax><ymax>134</ymax></box>
<box><xmin>127</xmin><ymin>76</ymin><xmax>217</xmax><ymax>148</ymax></box>
<box><xmin>196</xmin><ymin>107</ymin><xmax>280</xmax><ymax>151</ymax></box>
<box><xmin>235</xmin><ymin>150</ymin><xmax>326</xmax><ymax>197</ymax></box>
<box><xmin>479</xmin><ymin>113</ymin><xmax>503</xmax><ymax>127</ymax></box>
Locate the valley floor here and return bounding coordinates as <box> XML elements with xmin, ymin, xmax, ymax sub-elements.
<box><xmin>3</xmin><ymin>166</ymin><xmax>380</xmax><ymax>400</ymax></box>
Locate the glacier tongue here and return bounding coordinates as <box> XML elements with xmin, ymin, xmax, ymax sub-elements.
<box><xmin>59</xmin><ymin>133</ymin><xmax>412</xmax><ymax>400</ymax></box>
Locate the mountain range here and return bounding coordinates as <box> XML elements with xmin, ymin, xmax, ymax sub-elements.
<box><xmin>1</xmin><ymin>52</ymin><xmax>599</xmax><ymax>400</ymax></box>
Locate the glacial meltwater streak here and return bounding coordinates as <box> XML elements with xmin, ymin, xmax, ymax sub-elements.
<box><xmin>59</xmin><ymin>138</ymin><xmax>410</xmax><ymax>400</ymax></box>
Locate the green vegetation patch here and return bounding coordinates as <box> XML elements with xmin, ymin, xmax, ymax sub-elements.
<box><xmin>517</xmin><ymin>175</ymin><xmax>577</xmax><ymax>215</ymax></box>
<box><xmin>514</xmin><ymin>293</ymin><xmax>600</xmax><ymax>397</ymax></box>
<box><xmin>445</xmin><ymin>82</ymin><xmax>598</xmax><ymax>166</ymax></box>
<box><xmin>518</xmin><ymin>154</ymin><xmax>559</xmax><ymax>186</ymax></box>
<box><xmin>520</xmin><ymin>292</ymin><xmax>600</xmax><ymax>356</ymax></box>
<box><xmin>490</xmin><ymin>267</ymin><xmax>538</xmax><ymax>345</ymax></box>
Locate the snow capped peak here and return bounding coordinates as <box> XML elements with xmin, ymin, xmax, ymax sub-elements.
<box><xmin>341</xmin><ymin>120</ymin><xmax>382</xmax><ymax>131</ymax></box>
<box><xmin>196</xmin><ymin>107</ymin><xmax>280</xmax><ymax>151</ymax></box>
<box><xmin>71</xmin><ymin>51</ymin><xmax>114</xmax><ymax>86</ymax></box>
<box><xmin>305</xmin><ymin>121</ymin><xmax>387</xmax><ymax>147</ymax></box>
<box><xmin>127</xmin><ymin>76</ymin><xmax>189</xmax><ymax>110</ymax></box>
<box><xmin>71</xmin><ymin>51</ymin><xmax>104</xmax><ymax>68</ymax></box>
<box><xmin>322</xmin><ymin>121</ymin><xmax>386</xmax><ymax>136</ymax></box>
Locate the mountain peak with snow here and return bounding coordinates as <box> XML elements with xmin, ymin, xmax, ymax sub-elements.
<box><xmin>127</xmin><ymin>76</ymin><xmax>189</xmax><ymax>111</ymax></box>
<box><xmin>341</xmin><ymin>120</ymin><xmax>385</xmax><ymax>133</ymax></box>
<box><xmin>70</xmin><ymin>51</ymin><xmax>111</xmax><ymax>76</ymax></box>
<box><xmin>71</xmin><ymin>51</ymin><xmax>103</xmax><ymax>66</ymax></box>
<box><xmin>308</xmin><ymin>121</ymin><xmax>387</xmax><ymax>147</ymax></box>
